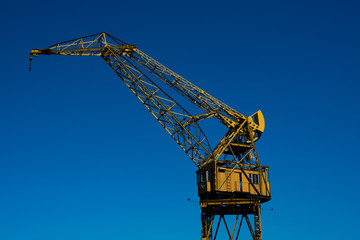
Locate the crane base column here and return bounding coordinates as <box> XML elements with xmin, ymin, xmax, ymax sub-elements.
<box><xmin>200</xmin><ymin>199</ymin><xmax>262</xmax><ymax>240</ymax></box>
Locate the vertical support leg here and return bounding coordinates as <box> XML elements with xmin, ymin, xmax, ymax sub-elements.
<box><xmin>254</xmin><ymin>201</ymin><xmax>262</xmax><ymax>240</ymax></box>
<box><xmin>201</xmin><ymin>208</ymin><xmax>214</xmax><ymax>240</ymax></box>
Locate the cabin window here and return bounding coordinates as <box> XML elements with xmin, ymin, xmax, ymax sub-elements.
<box><xmin>197</xmin><ymin>171</ymin><xmax>211</xmax><ymax>183</ymax></box>
<box><xmin>238</xmin><ymin>173</ymin><xmax>242</xmax><ymax>188</ymax></box>
<box><xmin>249</xmin><ymin>173</ymin><xmax>259</xmax><ymax>185</ymax></box>
<box><xmin>205</xmin><ymin>171</ymin><xmax>211</xmax><ymax>181</ymax></box>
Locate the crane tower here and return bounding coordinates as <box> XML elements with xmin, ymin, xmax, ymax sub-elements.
<box><xmin>30</xmin><ymin>33</ymin><xmax>271</xmax><ymax>240</ymax></box>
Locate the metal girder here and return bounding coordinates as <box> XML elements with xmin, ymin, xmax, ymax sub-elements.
<box><xmin>130</xmin><ymin>48</ymin><xmax>245</xmax><ymax>128</ymax></box>
<box><xmin>101</xmin><ymin>46</ymin><xmax>212</xmax><ymax>166</ymax></box>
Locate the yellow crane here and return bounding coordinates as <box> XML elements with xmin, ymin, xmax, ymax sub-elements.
<box><xmin>30</xmin><ymin>32</ymin><xmax>271</xmax><ymax>240</ymax></box>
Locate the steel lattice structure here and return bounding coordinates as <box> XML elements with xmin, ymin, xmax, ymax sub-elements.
<box><xmin>30</xmin><ymin>32</ymin><xmax>271</xmax><ymax>240</ymax></box>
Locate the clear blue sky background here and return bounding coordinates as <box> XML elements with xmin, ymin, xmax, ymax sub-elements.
<box><xmin>1</xmin><ymin>0</ymin><xmax>359</xmax><ymax>239</ymax></box>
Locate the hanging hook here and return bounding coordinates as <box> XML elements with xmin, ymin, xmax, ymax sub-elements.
<box><xmin>29</xmin><ymin>56</ymin><xmax>32</xmax><ymax>72</ymax></box>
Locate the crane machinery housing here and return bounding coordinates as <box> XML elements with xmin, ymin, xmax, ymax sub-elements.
<box><xmin>30</xmin><ymin>32</ymin><xmax>271</xmax><ymax>240</ymax></box>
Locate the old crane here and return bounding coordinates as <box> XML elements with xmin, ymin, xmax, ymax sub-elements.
<box><xmin>30</xmin><ymin>33</ymin><xmax>271</xmax><ymax>240</ymax></box>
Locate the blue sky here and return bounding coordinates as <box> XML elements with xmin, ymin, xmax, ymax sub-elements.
<box><xmin>1</xmin><ymin>0</ymin><xmax>359</xmax><ymax>239</ymax></box>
